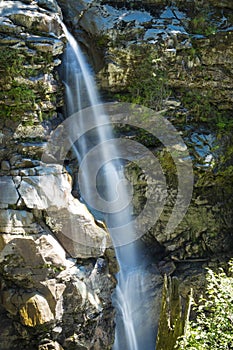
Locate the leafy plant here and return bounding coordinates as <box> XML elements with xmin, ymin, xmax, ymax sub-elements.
<box><xmin>176</xmin><ymin>261</ymin><xmax>233</xmax><ymax>350</ymax></box>
<box><xmin>190</xmin><ymin>15</ymin><xmax>217</xmax><ymax>36</ymax></box>
<box><xmin>0</xmin><ymin>82</ymin><xmax>36</xmax><ymax>121</ymax></box>
<box><xmin>115</xmin><ymin>46</ymin><xmax>171</xmax><ymax>110</ymax></box>
<box><xmin>180</xmin><ymin>89</ymin><xmax>213</xmax><ymax>122</ymax></box>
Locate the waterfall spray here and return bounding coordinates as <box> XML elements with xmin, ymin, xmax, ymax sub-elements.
<box><xmin>59</xmin><ymin>22</ymin><xmax>156</xmax><ymax>350</ymax></box>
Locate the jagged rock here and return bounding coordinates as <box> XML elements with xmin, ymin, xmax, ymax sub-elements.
<box><xmin>40</xmin><ymin>279</ymin><xmax>66</xmax><ymax>320</ymax></box>
<box><xmin>13</xmin><ymin>124</ymin><xmax>48</xmax><ymax>140</ymax></box>
<box><xmin>38</xmin><ymin>339</ymin><xmax>64</xmax><ymax>350</ymax></box>
<box><xmin>37</xmin><ymin>234</ymin><xmax>67</xmax><ymax>267</ymax></box>
<box><xmin>19</xmin><ymin>293</ymin><xmax>54</xmax><ymax>327</ymax></box>
<box><xmin>45</xmin><ymin>205</ymin><xmax>109</xmax><ymax>258</ymax></box>
<box><xmin>16</xmin><ymin>164</ymin><xmax>109</xmax><ymax>257</ymax></box>
<box><xmin>18</xmin><ymin>173</ymin><xmax>72</xmax><ymax>210</ymax></box>
<box><xmin>0</xmin><ymin>228</ymin><xmax>112</xmax><ymax>342</ymax></box>
<box><xmin>0</xmin><ymin>0</ymin><xmax>115</xmax><ymax>349</ymax></box>
<box><xmin>0</xmin><ymin>0</ymin><xmax>64</xmax><ymax>167</ymax></box>
<box><xmin>19</xmin><ymin>141</ymin><xmax>48</xmax><ymax>159</ymax></box>
<box><xmin>36</xmin><ymin>0</ymin><xmax>62</xmax><ymax>14</ymax></box>
<box><xmin>60</xmin><ymin>262</ymin><xmax>115</xmax><ymax>349</ymax></box>
<box><xmin>26</xmin><ymin>36</ymin><xmax>64</xmax><ymax>55</ymax></box>
<box><xmin>0</xmin><ymin>1</ymin><xmax>62</xmax><ymax>36</ymax></box>
<box><xmin>0</xmin><ymin>234</ymin><xmax>66</xmax><ymax>290</ymax></box>
<box><xmin>0</xmin><ymin>234</ymin><xmax>67</xmax><ymax>274</ymax></box>
<box><xmin>14</xmin><ymin>158</ymin><xmax>40</xmax><ymax>168</ymax></box>
<box><xmin>0</xmin><ymin>176</ymin><xmax>19</xmax><ymax>208</ymax></box>
<box><xmin>0</xmin><ymin>209</ymin><xmax>40</xmax><ymax>234</ymax></box>
<box><xmin>0</xmin><ymin>233</ymin><xmax>68</xmax><ymax>323</ymax></box>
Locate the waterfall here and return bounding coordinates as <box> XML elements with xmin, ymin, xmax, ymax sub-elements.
<box><xmin>60</xmin><ymin>22</ymin><xmax>156</xmax><ymax>350</ymax></box>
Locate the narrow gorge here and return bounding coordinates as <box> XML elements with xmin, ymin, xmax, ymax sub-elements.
<box><xmin>0</xmin><ymin>0</ymin><xmax>233</xmax><ymax>349</ymax></box>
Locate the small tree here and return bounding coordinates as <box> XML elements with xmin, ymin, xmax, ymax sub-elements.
<box><xmin>176</xmin><ymin>261</ymin><xmax>233</xmax><ymax>350</ymax></box>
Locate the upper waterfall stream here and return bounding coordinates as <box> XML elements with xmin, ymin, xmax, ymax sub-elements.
<box><xmin>59</xmin><ymin>22</ymin><xmax>156</xmax><ymax>350</ymax></box>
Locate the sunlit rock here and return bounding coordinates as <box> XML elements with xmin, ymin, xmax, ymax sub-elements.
<box><xmin>45</xmin><ymin>202</ymin><xmax>109</xmax><ymax>258</ymax></box>
<box><xmin>38</xmin><ymin>340</ymin><xmax>64</xmax><ymax>350</ymax></box>
<box><xmin>40</xmin><ymin>279</ymin><xmax>66</xmax><ymax>320</ymax></box>
<box><xmin>19</xmin><ymin>293</ymin><xmax>54</xmax><ymax>327</ymax></box>
<box><xmin>0</xmin><ymin>209</ymin><xmax>39</xmax><ymax>234</ymax></box>
<box><xmin>18</xmin><ymin>173</ymin><xmax>72</xmax><ymax>210</ymax></box>
<box><xmin>0</xmin><ymin>1</ymin><xmax>62</xmax><ymax>36</ymax></box>
<box><xmin>17</xmin><ymin>164</ymin><xmax>109</xmax><ymax>257</ymax></box>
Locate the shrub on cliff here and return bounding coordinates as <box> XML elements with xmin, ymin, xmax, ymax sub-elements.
<box><xmin>176</xmin><ymin>261</ymin><xmax>233</xmax><ymax>350</ymax></box>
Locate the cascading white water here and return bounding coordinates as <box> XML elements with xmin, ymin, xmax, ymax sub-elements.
<box><xmin>60</xmin><ymin>22</ymin><xmax>156</xmax><ymax>350</ymax></box>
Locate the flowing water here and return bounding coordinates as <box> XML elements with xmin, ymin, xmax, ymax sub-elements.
<box><xmin>60</xmin><ymin>22</ymin><xmax>156</xmax><ymax>350</ymax></box>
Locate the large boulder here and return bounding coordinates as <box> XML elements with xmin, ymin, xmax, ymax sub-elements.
<box><xmin>0</xmin><ymin>228</ymin><xmax>115</xmax><ymax>349</ymax></box>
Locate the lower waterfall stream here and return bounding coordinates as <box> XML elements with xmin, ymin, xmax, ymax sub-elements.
<box><xmin>60</xmin><ymin>22</ymin><xmax>156</xmax><ymax>350</ymax></box>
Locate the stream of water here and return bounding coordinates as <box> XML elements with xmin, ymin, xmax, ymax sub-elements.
<box><xmin>60</xmin><ymin>22</ymin><xmax>156</xmax><ymax>350</ymax></box>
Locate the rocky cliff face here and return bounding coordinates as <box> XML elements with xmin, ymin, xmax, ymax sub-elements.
<box><xmin>0</xmin><ymin>1</ymin><xmax>115</xmax><ymax>349</ymax></box>
<box><xmin>57</xmin><ymin>0</ymin><xmax>233</xmax><ymax>259</ymax></box>
<box><xmin>56</xmin><ymin>0</ymin><xmax>233</xmax><ymax>311</ymax></box>
<box><xmin>0</xmin><ymin>0</ymin><xmax>233</xmax><ymax>349</ymax></box>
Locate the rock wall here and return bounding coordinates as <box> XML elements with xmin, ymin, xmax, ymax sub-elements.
<box><xmin>0</xmin><ymin>1</ymin><xmax>115</xmax><ymax>349</ymax></box>
<box><xmin>1</xmin><ymin>0</ymin><xmax>233</xmax><ymax>348</ymax></box>
<box><xmin>55</xmin><ymin>0</ymin><xmax>233</xmax><ymax>316</ymax></box>
<box><xmin>57</xmin><ymin>0</ymin><xmax>233</xmax><ymax>260</ymax></box>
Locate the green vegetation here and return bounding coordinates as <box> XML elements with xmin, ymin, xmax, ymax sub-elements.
<box><xmin>176</xmin><ymin>262</ymin><xmax>233</xmax><ymax>349</ymax></box>
<box><xmin>215</xmin><ymin>115</ymin><xmax>233</xmax><ymax>131</ymax></box>
<box><xmin>179</xmin><ymin>88</ymin><xmax>233</xmax><ymax>133</ymax></box>
<box><xmin>3</xmin><ymin>83</ymin><xmax>35</xmax><ymax>102</ymax></box>
<box><xmin>115</xmin><ymin>46</ymin><xmax>171</xmax><ymax>110</ymax></box>
<box><xmin>190</xmin><ymin>15</ymin><xmax>217</xmax><ymax>36</ymax></box>
<box><xmin>0</xmin><ymin>48</ymin><xmax>24</xmax><ymax>78</ymax></box>
<box><xmin>189</xmin><ymin>6</ymin><xmax>217</xmax><ymax>37</ymax></box>
<box><xmin>0</xmin><ymin>47</ymin><xmax>33</xmax><ymax>80</ymax></box>
<box><xmin>0</xmin><ymin>47</ymin><xmax>54</xmax><ymax>79</ymax></box>
<box><xmin>180</xmin><ymin>89</ymin><xmax>214</xmax><ymax>122</ymax></box>
<box><xmin>0</xmin><ymin>47</ymin><xmax>57</xmax><ymax>123</ymax></box>
<box><xmin>96</xmin><ymin>34</ymin><xmax>109</xmax><ymax>48</ymax></box>
<box><xmin>0</xmin><ymin>82</ymin><xmax>36</xmax><ymax>121</ymax></box>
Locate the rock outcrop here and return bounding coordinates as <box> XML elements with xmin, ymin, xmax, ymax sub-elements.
<box><xmin>0</xmin><ymin>1</ymin><xmax>115</xmax><ymax>349</ymax></box>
